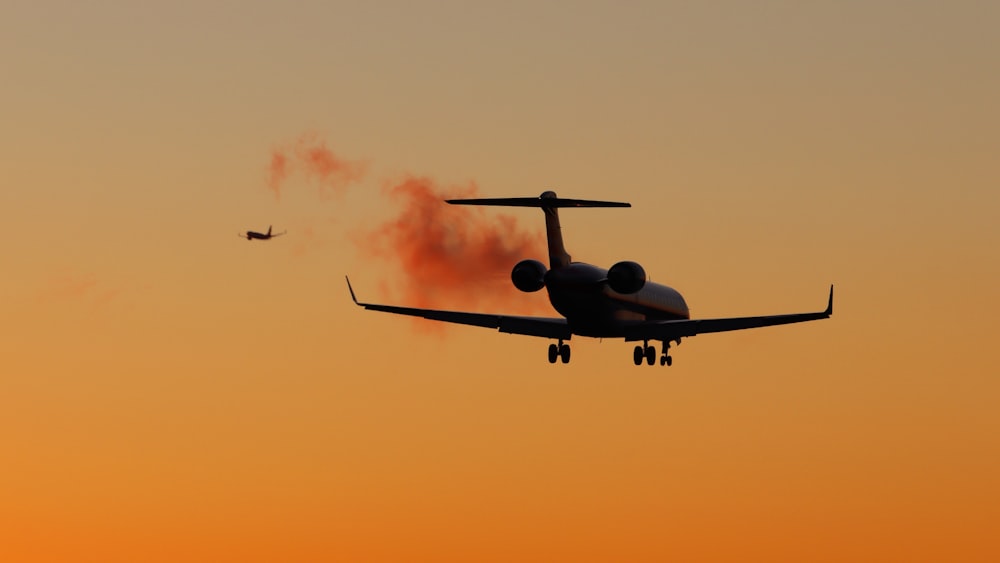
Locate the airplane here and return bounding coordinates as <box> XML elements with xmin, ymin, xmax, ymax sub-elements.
<box><xmin>240</xmin><ymin>225</ymin><xmax>286</xmax><ymax>241</ymax></box>
<box><xmin>346</xmin><ymin>191</ymin><xmax>832</xmax><ymax>366</ymax></box>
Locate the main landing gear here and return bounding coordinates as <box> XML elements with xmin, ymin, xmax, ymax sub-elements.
<box><xmin>544</xmin><ymin>339</ymin><xmax>676</xmax><ymax>366</ymax></box>
<box><xmin>633</xmin><ymin>340</ymin><xmax>674</xmax><ymax>367</ymax></box>
<box><xmin>548</xmin><ymin>340</ymin><xmax>571</xmax><ymax>364</ymax></box>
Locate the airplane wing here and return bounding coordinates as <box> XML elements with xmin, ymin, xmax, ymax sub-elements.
<box><xmin>624</xmin><ymin>286</ymin><xmax>833</xmax><ymax>342</ymax></box>
<box><xmin>345</xmin><ymin>277</ymin><xmax>572</xmax><ymax>339</ymax></box>
<box><xmin>272</xmin><ymin>231</ymin><xmax>287</xmax><ymax>238</ymax></box>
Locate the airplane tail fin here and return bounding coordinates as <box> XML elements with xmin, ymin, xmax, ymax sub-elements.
<box><xmin>447</xmin><ymin>191</ymin><xmax>630</xmax><ymax>269</ymax></box>
<box><xmin>267</xmin><ymin>225</ymin><xmax>272</xmax><ymax>236</ymax></box>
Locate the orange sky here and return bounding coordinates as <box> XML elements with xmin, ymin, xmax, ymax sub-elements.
<box><xmin>2</xmin><ymin>2</ymin><xmax>998</xmax><ymax>561</ymax></box>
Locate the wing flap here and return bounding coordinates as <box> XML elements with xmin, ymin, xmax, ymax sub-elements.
<box><xmin>626</xmin><ymin>311</ymin><xmax>830</xmax><ymax>341</ymax></box>
<box><xmin>498</xmin><ymin>316</ymin><xmax>573</xmax><ymax>339</ymax></box>
<box><xmin>626</xmin><ymin>286</ymin><xmax>833</xmax><ymax>341</ymax></box>
<box><xmin>361</xmin><ymin>303</ymin><xmax>502</xmax><ymax>329</ymax></box>
<box><xmin>347</xmin><ymin>277</ymin><xmax>570</xmax><ymax>339</ymax></box>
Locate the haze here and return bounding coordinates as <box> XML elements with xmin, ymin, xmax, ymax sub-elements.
<box><xmin>2</xmin><ymin>1</ymin><xmax>998</xmax><ymax>561</ymax></box>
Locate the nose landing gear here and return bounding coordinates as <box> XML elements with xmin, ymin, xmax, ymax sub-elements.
<box><xmin>659</xmin><ymin>341</ymin><xmax>673</xmax><ymax>366</ymax></box>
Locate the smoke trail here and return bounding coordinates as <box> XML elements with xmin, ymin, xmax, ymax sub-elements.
<box><xmin>267</xmin><ymin>150</ymin><xmax>289</xmax><ymax>201</ymax></box>
<box><xmin>359</xmin><ymin>176</ymin><xmax>549</xmax><ymax>313</ymax></box>
<box><xmin>34</xmin><ymin>271</ymin><xmax>139</xmax><ymax>311</ymax></box>
<box><xmin>266</xmin><ymin>133</ymin><xmax>365</xmax><ymax>201</ymax></box>
<box><xmin>264</xmin><ymin>132</ymin><xmax>550</xmax><ymax>316</ymax></box>
<box><xmin>295</xmin><ymin>134</ymin><xmax>367</xmax><ymax>200</ymax></box>
<box><xmin>35</xmin><ymin>272</ymin><xmax>99</xmax><ymax>303</ymax></box>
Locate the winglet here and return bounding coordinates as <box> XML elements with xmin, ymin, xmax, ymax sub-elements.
<box><xmin>345</xmin><ymin>276</ymin><xmax>359</xmax><ymax>305</ymax></box>
<box><xmin>825</xmin><ymin>285</ymin><xmax>834</xmax><ymax>316</ymax></box>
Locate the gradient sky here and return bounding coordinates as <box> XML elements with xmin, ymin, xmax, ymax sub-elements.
<box><xmin>2</xmin><ymin>1</ymin><xmax>999</xmax><ymax>561</ymax></box>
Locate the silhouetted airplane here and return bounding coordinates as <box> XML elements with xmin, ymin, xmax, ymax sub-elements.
<box><xmin>347</xmin><ymin>191</ymin><xmax>832</xmax><ymax>366</ymax></box>
<box><xmin>240</xmin><ymin>225</ymin><xmax>286</xmax><ymax>241</ymax></box>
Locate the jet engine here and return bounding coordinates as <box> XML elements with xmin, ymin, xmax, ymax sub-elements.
<box><xmin>511</xmin><ymin>259</ymin><xmax>547</xmax><ymax>292</ymax></box>
<box><xmin>607</xmin><ymin>261</ymin><xmax>647</xmax><ymax>294</ymax></box>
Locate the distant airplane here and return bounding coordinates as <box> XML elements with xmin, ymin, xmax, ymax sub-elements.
<box><xmin>347</xmin><ymin>191</ymin><xmax>832</xmax><ymax>366</ymax></box>
<box><xmin>240</xmin><ymin>225</ymin><xmax>286</xmax><ymax>241</ymax></box>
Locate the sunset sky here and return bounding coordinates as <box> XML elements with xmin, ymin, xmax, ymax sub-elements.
<box><xmin>2</xmin><ymin>1</ymin><xmax>998</xmax><ymax>561</ymax></box>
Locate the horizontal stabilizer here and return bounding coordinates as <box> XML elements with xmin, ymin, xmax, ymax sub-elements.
<box><xmin>447</xmin><ymin>194</ymin><xmax>630</xmax><ymax>208</ymax></box>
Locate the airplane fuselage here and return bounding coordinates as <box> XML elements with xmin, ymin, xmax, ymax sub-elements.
<box><xmin>244</xmin><ymin>227</ymin><xmax>285</xmax><ymax>240</ymax></box>
<box><xmin>544</xmin><ymin>262</ymin><xmax>689</xmax><ymax>337</ymax></box>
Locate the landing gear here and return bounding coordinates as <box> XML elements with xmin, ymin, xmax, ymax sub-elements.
<box><xmin>659</xmin><ymin>341</ymin><xmax>673</xmax><ymax>367</ymax></box>
<box><xmin>634</xmin><ymin>341</ymin><xmax>657</xmax><ymax>366</ymax></box>
<box><xmin>548</xmin><ymin>340</ymin><xmax>571</xmax><ymax>364</ymax></box>
<box><xmin>633</xmin><ymin>339</ymin><xmax>678</xmax><ymax>367</ymax></box>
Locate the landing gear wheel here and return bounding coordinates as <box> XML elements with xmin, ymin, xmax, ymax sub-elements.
<box><xmin>548</xmin><ymin>343</ymin><xmax>558</xmax><ymax>364</ymax></box>
<box><xmin>633</xmin><ymin>345</ymin><xmax>644</xmax><ymax>366</ymax></box>
<box><xmin>645</xmin><ymin>346</ymin><xmax>656</xmax><ymax>365</ymax></box>
<box><xmin>659</xmin><ymin>342</ymin><xmax>673</xmax><ymax>367</ymax></box>
<box><xmin>559</xmin><ymin>344</ymin><xmax>571</xmax><ymax>364</ymax></box>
